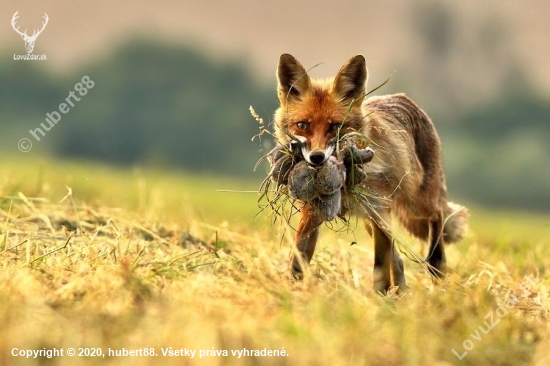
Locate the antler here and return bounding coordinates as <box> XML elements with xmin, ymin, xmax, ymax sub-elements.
<box><xmin>29</xmin><ymin>13</ymin><xmax>49</xmax><ymax>39</ymax></box>
<box><xmin>11</xmin><ymin>11</ymin><xmax>49</xmax><ymax>40</ymax></box>
<box><xmin>11</xmin><ymin>11</ymin><xmax>28</xmax><ymax>37</ymax></box>
<box><xmin>30</xmin><ymin>13</ymin><xmax>49</xmax><ymax>39</ymax></box>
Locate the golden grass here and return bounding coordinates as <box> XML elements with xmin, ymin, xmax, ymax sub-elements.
<box><xmin>1</xmin><ymin>156</ymin><xmax>550</xmax><ymax>365</ymax></box>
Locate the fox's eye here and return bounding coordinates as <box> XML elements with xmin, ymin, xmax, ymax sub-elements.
<box><xmin>296</xmin><ymin>121</ymin><xmax>309</xmax><ymax>130</ymax></box>
<box><xmin>330</xmin><ymin>123</ymin><xmax>343</xmax><ymax>132</ymax></box>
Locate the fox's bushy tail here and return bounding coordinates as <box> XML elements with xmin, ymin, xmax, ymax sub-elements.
<box><xmin>397</xmin><ymin>200</ymin><xmax>468</xmax><ymax>244</ymax></box>
<box><xmin>443</xmin><ymin>201</ymin><xmax>469</xmax><ymax>243</ymax></box>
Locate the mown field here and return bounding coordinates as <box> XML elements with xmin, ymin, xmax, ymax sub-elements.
<box><xmin>1</xmin><ymin>156</ymin><xmax>549</xmax><ymax>366</ymax></box>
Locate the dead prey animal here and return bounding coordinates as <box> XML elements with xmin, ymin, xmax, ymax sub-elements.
<box><xmin>268</xmin><ymin>140</ymin><xmax>374</xmax><ymax>221</ymax></box>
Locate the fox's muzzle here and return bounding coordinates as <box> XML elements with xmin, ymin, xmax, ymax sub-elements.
<box><xmin>307</xmin><ymin>150</ymin><xmax>329</xmax><ymax>166</ymax></box>
<box><xmin>294</xmin><ymin>137</ymin><xmax>336</xmax><ymax>166</ymax></box>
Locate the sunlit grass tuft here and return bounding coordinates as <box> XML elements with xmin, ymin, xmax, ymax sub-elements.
<box><xmin>1</xmin><ymin>156</ymin><xmax>550</xmax><ymax>365</ymax></box>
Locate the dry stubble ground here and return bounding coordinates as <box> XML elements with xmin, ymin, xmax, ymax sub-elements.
<box><xmin>1</xmin><ymin>157</ymin><xmax>550</xmax><ymax>366</ymax></box>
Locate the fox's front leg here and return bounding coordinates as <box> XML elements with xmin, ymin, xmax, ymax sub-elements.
<box><xmin>291</xmin><ymin>205</ymin><xmax>323</xmax><ymax>277</ymax></box>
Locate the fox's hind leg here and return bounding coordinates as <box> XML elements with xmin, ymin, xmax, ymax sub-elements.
<box><xmin>369</xmin><ymin>215</ymin><xmax>406</xmax><ymax>293</ymax></box>
<box><xmin>426</xmin><ymin>209</ymin><xmax>446</xmax><ymax>277</ymax></box>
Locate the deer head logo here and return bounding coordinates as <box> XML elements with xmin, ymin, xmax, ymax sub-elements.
<box><xmin>11</xmin><ymin>11</ymin><xmax>49</xmax><ymax>54</ymax></box>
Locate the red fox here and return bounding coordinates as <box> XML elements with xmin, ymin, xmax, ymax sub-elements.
<box><xmin>272</xmin><ymin>54</ymin><xmax>468</xmax><ymax>292</ymax></box>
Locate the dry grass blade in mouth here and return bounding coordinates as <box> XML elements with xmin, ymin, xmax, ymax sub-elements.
<box><xmin>253</xmin><ymin>125</ymin><xmax>378</xmax><ymax>231</ymax></box>
<box><xmin>255</xmin><ymin>144</ymin><xmax>301</xmax><ymax>226</ymax></box>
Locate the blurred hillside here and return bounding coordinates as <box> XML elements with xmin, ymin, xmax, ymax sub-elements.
<box><xmin>0</xmin><ymin>41</ymin><xmax>276</xmax><ymax>176</ymax></box>
<box><xmin>1</xmin><ymin>1</ymin><xmax>550</xmax><ymax>97</ymax></box>
<box><xmin>1</xmin><ymin>1</ymin><xmax>549</xmax><ymax>211</ymax></box>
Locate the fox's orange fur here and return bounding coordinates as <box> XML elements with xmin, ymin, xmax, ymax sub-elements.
<box><xmin>273</xmin><ymin>54</ymin><xmax>468</xmax><ymax>292</ymax></box>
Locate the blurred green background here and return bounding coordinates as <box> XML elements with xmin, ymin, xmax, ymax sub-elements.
<box><xmin>1</xmin><ymin>1</ymin><xmax>549</xmax><ymax>212</ymax></box>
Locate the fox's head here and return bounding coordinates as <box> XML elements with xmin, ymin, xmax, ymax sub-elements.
<box><xmin>274</xmin><ymin>54</ymin><xmax>367</xmax><ymax>166</ymax></box>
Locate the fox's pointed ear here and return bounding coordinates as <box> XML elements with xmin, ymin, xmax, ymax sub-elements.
<box><xmin>333</xmin><ymin>55</ymin><xmax>367</xmax><ymax>106</ymax></box>
<box><xmin>277</xmin><ymin>54</ymin><xmax>311</xmax><ymax>104</ymax></box>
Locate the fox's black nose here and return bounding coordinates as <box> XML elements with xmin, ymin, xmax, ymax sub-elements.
<box><xmin>309</xmin><ymin>151</ymin><xmax>326</xmax><ymax>166</ymax></box>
